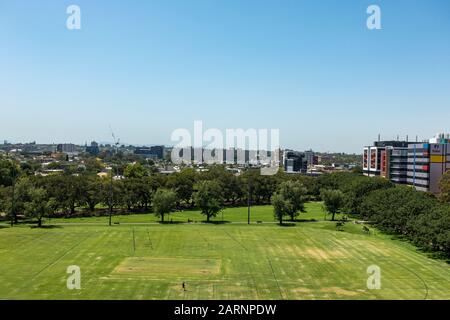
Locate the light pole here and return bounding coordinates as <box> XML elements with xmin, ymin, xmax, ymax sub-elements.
<box><xmin>109</xmin><ymin>165</ymin><xmax>113</xmax><ymax>226</ymax></box>
<box><xmin>10</xmin><ymin>160</ymin><xmax>16</xmax><ymax>227</ymax></box>
<box><xmin>10</xmin><ymin>177</ymin><xmax>15</xmax><ymax>227</ymax></box>
<box><xmin>247</xmin><ymin>176</ymin><xmax>251</xmax><ymax>225</ymax></box>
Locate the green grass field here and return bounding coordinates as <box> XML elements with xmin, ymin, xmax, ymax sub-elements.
<box><xmin>0</xmin><ymin>203</ymin><xmax>449</xmax><ymax>300</ymax></box>
<box><xmin>47</xmin><ymin>202</ymin><xmax>332</xmax><ymax>224</ymax></box>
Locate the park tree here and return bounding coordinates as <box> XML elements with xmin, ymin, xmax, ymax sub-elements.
<box><xmin>95</xmin><ymin>173</ymin><xmax>124</xmax><ymax>213</ymax></box>
<box><xmin>138</xmin><ymin>177</ymin><xmax>154</xmax><ymax>211</ymax></box>
<box><xmin>289</xmin><ymin>175</ymin><xmax>321</xmax><ymax>200</ymax></box>
<box><xmin>411</xmin><ymin>204</ymin><xmax>450</xmax><ymax>254</ymax></box>
<box><xmin>359</xmin><ymin>185</ymin><xmax>450</xmax><ymax>256</ymax></box>
<box><xmin>272</xmin><ymin>180</ymin><xmax>307</xmax><ymax>221</ymax></box>
<box><xmin>23</xmin><ymin>187</ymin><xmax>56</xmax><ymax>227</ymax></box>
<box><xmin>0</xmin><ymin>186</ymin><xmax>9</xmax><ymax>216</ymax></box>
<box><xmin>439</xmin><ymin>171</ymin><xmax>450</xmax><ymax>203</ymax></box>
<box><xmin>19</xmin><ymin>161</ymin><xmax>40</xmax><ymax>176</ymax></box>
<box><xmin>0</xmin><ymin>159</ymin><xmax>20</xmax><ymax>187</ymax></box>
<box><xmin>193</xmin><ymin>180</ymin><xmax>223</xmax><ymax>222</ymax></box>
<box><xmin>204</xmin><ymin>166</ymin><xmax>238</xmax><ymax>204</ymax></box>
<box><xmin>42</xmin><ymin>175</ymin><xmax>85</xmax><ymax>215</ymax></box>
<box><xmin>152</xmin><ymin>188</ymin><xmax>177</xmax><ymax>222</ymax></box>
<box><xmin>80</xmin><ymin>175</ymin><xmax>103</xmax><ymax>212</ymax></box>
<box><xmin>204</xmin><ymin>165</ymin><xmax>247</xmax><ymax>205</ymax></box>
<box><xmin>148</xmin><ymin>174</ymin><xmax>168</xmax><ymax>192</ymax></box>
<box><xmin>321</xmin><ymin>189</ymin><xmax>345</xmax><ymax>221</ymax></box>
<box><xmin>360</xmin><ymin>186</ymin><xmax>436</xmax><ymax>235</ymax></box>
<box><xmin>341</xmin><ymin>176</ymin><xmax>393</xmax><ymax>214</ymax></box>
<box><xmin>271</xmin><ymin>192</ymin><xmax>288</xmax><ymax>225</ymax></box>
<box><xmin>119</xmin><ymin>178</ymin><xmax>153</xmax><ymax>211</ymax></box>
<box><xmin>318</xmin><ymin>172</ymin><xmax>358</xmax><ymax>191</ymax></box>
<box><xmin>4</xmin><ymin>177</ymin><xmax>34</xmax><ymax>223</ymax></box>
<box><xmin>83</xmin><ymin>158</ymin><xmax>105</xmax><ymax>173</ymax></box>
<box><xmin>166</xmin><ymin>168</ymin><xmax>197</xmax><ymax>207</ymax></box>
<box><xmin>240</xmin><ymin>169</ymin><xmax>279</xmax><ymax>205</ymax></box>
<box><xmin>124</xmin><ymin>163</ymin><xmax>148</xmax><ymax>179</ymax></box>
<box><xmin>120</xmin><ymin>179</ymin><xmax>141</xmax><ymax>211</ymax></box>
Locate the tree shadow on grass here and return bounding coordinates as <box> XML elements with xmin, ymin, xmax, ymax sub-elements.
<box><xmin>381</xmin><ymin>232</ymin><xmax>450</xmax><ymax>265</ymax></box>
<box><xmin>203</xmin><ymin>220</ymin><xmax>231</xmax><ymax>225</ymax></box>
<box><xmin>30</xmin><ymin>225</ymin><xmax>63</xmax><ymax>229</ymax></box>
<box><xmin>295</xmin><ymin>218</ymin><xmax>318</xmax><ymax>223</ymax></box>
<box><xmin>158</xmin><ymin>221</ymin><xmax>185</xmax><ymax>225</ymax></box>
<box><xmin>0</xmin><ymin>224</ymin><xmax>10</xmax><ymax>229</ymax></box>
<box><xmin>279</xmin><ymin>222</ymin><xmax>296</xmax><ymax>227</ymax></box>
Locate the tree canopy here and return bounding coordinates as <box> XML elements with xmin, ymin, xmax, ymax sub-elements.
<box><xmin>152</xmin><ymin>188</ymin><xmax>177</xmax><ymax>222</ymax></box>
<box><xmin>193</xmin><ymin>180</ymin><xmax>223</xmax><ymax>222</ymax></box>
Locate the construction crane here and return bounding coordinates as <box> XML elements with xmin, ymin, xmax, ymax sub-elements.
<box><xmin>109</xmin><ymin>125</ymin><xmax>120</xmax><ymax>153</ymax></box>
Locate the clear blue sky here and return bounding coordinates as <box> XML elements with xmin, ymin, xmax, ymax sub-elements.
<box><xmin>1</xmin><ymin>0</ymin><xmax>449</xmax><ymax>153</ymax></box>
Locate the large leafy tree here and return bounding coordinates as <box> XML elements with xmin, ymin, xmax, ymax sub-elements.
<box><xmin>3</xmin><ymin>177</ymin><xmax>34</xmax><ymax>223</ymax></box>
<box><xmin>341</xmin><ymin>176</ymin><xmax>393</xmax><ymax>214</ymax></box>
<box><xmin>83</xmin><ymin>158</ymin><xmax>105</xmax><ymax>174</ymax></box>
<box><xmin>193</xmin><ymin>180</ymin><xmax>223</xmax><ymax>222</ymax></box>
<box><xmin>411</xmin><ymin>204</ymin><xmax>450</xmax><ymax>254</ymax></box>
<box><xmin>23</xmin><ymin>187</ymin><xmax>56</xmax><ymax>227</ymax></box>
<box><xmin>271</xmin><ymin>180</ymin><xmax>307</xmax><ymax>222</ymax></box>
<box><xmin>439</xmin><ymin>171</ymin><xmax>450</xmax><ymax>203</ymax></box>
<box><xmin>124</xmin><ymin>163</ymin><xmax>148</xmax><ymax>179</ymax></box>
<box><xmin>166</xmin><ymin>168</ymin><xmax>197</xmax><ymax>207</ymax></box>
<box><xmin>320</xmin><ymin>189</ymin><xmax>345</xmax><ymax>221</ymax></box>
<box><xmin>41</xmin><ymin>175</ymin><xmax>85</xmax><ymax>215</ymax></box>
<box><xmin>240</xmin><ymin>169</ymin><xmax>279</xmax><ymax>205</ymax></box>
<box><xmin>0</xmin><ymin>186</ymin><xmax>7</xmax><ymax>213</ymax></box>
<box><xmin>271</xmin><ymin>192</ymin><xmax>288</xmax><ymax>225</ymax></box>
<box><xmin>0</xmin><ymin>159</ymin><xmax>20</xmax><ymax>187</ymax></box>
<box><xmin>152</xmin><ymin>188</ymin><xmax>177</xmax><ymax>222</ymax></box>
<box><xmin>80</xmin><ymin>175</ymin><xmax>103</xmax><ymax>212</ymax></box>
<box><xmin>360</xmin><ymin>185</ymin><xmax>450</xmax><ymax>256</ymax></box>
<box><xmin>360</xmin><ymin>186</ymin><xmax>436</xmax><ymax>235</ymax></box>
<box><xmin>119</xmin><ymin>178</ymin><xmax>153</xmax><ymax>211</ymax></box>
<box><xmin>96</xmin><ymin>174</ymin><xmax>123</xmax><ymax>213</ymax></box>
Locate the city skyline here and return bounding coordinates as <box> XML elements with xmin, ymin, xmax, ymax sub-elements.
<box><xmin>0</xmin><ymin>131</ymin><xmax>444</xmax><ymax>154</ymax></box>
<box><xmin>1</xmin><ymin>0</ymin><xmax>450</xmax><ymax>153</ymax></box>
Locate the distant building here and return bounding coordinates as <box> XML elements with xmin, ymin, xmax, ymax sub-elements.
<box><xmin>363</xmin><ymin>140</ymin><xmax>411</xmax><ymax>180</ymax></box>
<box><xmin>304</xmin><ymin>150</ymin><xmax>319</xmax><ymax>166</ymax></box>
<box><xmin>134</xmin><ymin>145</ymin><xmax>165</xmax><ymax>159</ymax></box>
<box><xmin>381</xmin><ymin>147</ymin><xmax>409</xmax><ymax>184</ymax></box>
<box><xmin>364</xmin><ymin>134</ymin><xmax>450</xmax><ymax>193</ymax></box>
<box><xmin>283</xmin><ymin>150</ymin><xmax>307</xmax><ymax>173</ymax></box>
<box><xmin>85</xmin><ymin>141</ymin><xmax>100</xmax><ymax>156</ymax></box>
<box><xmin>57</xmin><ymin>143</ymin><xmax>76</xmax><ymax>154</ymax></box>
<box><xmin>407</xmin><ymin>135</ymin><xmax>450</xmax><ymax>193</ymax></box>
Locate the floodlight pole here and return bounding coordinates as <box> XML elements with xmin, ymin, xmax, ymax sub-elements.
<box><xmin>247</xmin><ymin>178</ymin><xmax>251</xmax><ymax>225</ymax></box>
<box><xmin>10</xmin><ymin>160</ymin><xmax>16</xmax><ymax>227</ymax></box>
<box><xmin>109</xmin><ymin>165</ymin><xmax>113</xmax><ymax>226</ymax></box>
<box><xmin>10</xmin><ymin>177</ymin><xmax>15</xmax><ymax>227</ymax></box>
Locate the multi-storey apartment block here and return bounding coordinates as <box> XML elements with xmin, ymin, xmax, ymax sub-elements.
<box><xmin>363</xmin><ymin>141</ymin><xmax>410</xmax><ymax>182</ymax></box>
<box><xmin>365</xmin><ymin>134</ymin><xmax>450</xmax><ymax>194</ymax></box>
<box><xmin>407</xmin><ymin>143</ymin><xmax>431</xmax><ymax>192</ymax></box>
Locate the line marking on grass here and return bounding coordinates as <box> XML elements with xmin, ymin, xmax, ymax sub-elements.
<box><xmin>132</xmin><ymin>227</ymin><xmax>136</xmax><ymax>254</ymax></box>
<box><xmin>12</xmin><ymin>232</ymin><xmax>92</xmax><ymax>294</ymax></box>
<box><xmin>383</xmin><ymin>259</ymin><xmax>429</xmax><ymax>300</ymax></box>
<box><xmin>146</xmin><ymin>229</ymin><xmax>153</xmax><ymax>250</ymax></box>
<box><xmin>223</xmin><ymin>230</ymin><xmax>247</xmax><ymax>251</ymax></box>
<box><xmin>267</xmin><ymin>258</ymin><xmax>284</xmax><ymax>300</ymax></box>
<box><xmin>33</xmin><ymin>234</ymin><xmax>91</xmax><ymax>278</ymax></box>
